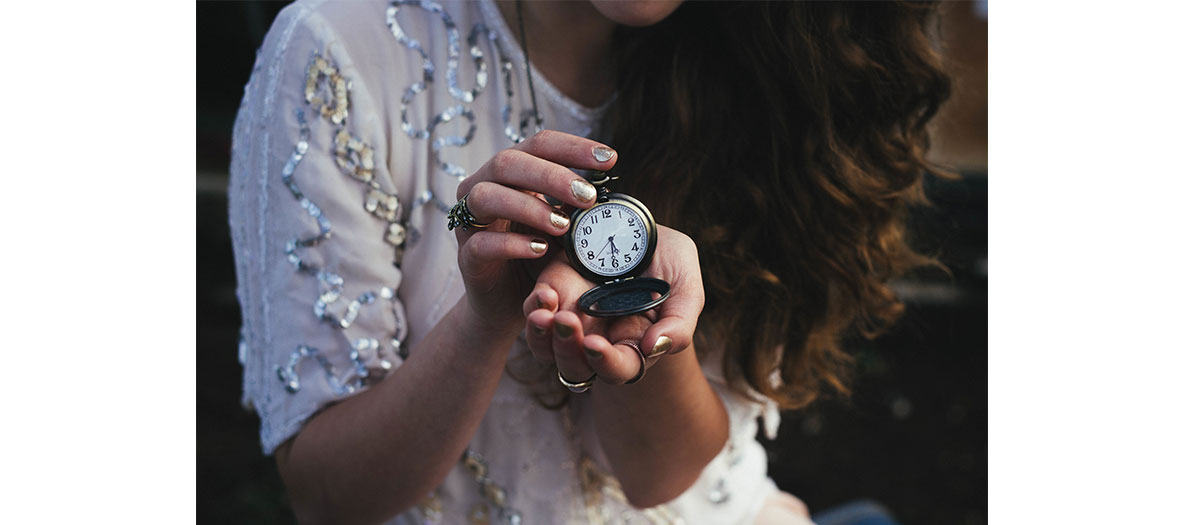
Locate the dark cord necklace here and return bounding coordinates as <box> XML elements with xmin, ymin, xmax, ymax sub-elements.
<box><xmin>515</xmin><ymin>0</ymin><xmax>544</xmax><ymax>132</ymax></box>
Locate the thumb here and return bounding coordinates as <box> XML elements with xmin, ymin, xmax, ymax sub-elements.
<box><xmin>642</xmin><ymin>315</ymin><xmax>694</xmax><ymax>361</ymax></box>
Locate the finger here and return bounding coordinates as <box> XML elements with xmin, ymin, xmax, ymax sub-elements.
<box><xmin>465</xmin><ymin>181</ymin><xmax>572</xmax><ymax>236</ymax></box>
<box><xmin>642</xmin><ymin>315</ymin><xmax>694</xmax><ymax>361</ymax></box>
<box><xmin>582</xmin><ymin>334</ymin><xmax>643</xmax><ymax>385</ymax></box>
<box><xmin>551</xmin><ymin>310</ymin><xmax>595</xmax><ymax>386</ymax></box>
<box><xmin>512</xmin><ymin>129</ymin><xmax>618</xmax><ymax>173</ymax></box>
<box><xmin>457</xmin><ymin>142</ymin><xmax>613</xmax><ymax>209</ymax></box>
<box><xmin>642</xmin><ymin>273</ymin><xmax>704</xmax><ymax>360</ymax></box>
<box><xmin>460</xmin><ymin>231</ymin><xmax>550</xmax><ymax>269</ymax></box>
<box><xmin>524</xmin><ymin>308</ymin><xmax>556</xmax><ymax>364</ymax></box>
<box><xmin>536</xmin><ymin>259</ymin><xmax>591</xmax><ymax>313</ymax></box>
<box><xmin>523</xmin><ymin>283</ymin><xmax>559</xmax><ymax>318</ymax></box>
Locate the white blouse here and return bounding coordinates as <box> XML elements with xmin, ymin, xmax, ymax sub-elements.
<box><xmin>229</xmin><ymin>1</ymin><xmax>791</xmax><ymax>523</ymax></box>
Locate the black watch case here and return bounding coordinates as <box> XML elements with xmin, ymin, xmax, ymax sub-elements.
<box><xmin>563</xmin><ymin>192</ymin><xmax>670</xmax><ymax>317</ymax></box>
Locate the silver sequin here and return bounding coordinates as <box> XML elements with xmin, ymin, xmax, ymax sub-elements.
<box><xmin>275</xmin><ymin>108</ymin><xmax>408</xmax><ymax>395</ymax></box>
<box><xmin>387</xmin><ymin>0</ymin><xmax>541</xmax><ymax>222</ymax></box>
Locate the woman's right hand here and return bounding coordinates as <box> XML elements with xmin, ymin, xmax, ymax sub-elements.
<box><xmin>453</xmin><ymin>130</ymin><xmax>617</xmax><ymax>332</ymax></box>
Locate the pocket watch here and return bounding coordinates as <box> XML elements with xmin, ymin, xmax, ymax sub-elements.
<box><xmin>563</xmin><ymin>172</ymin><xmax>670</xmax><ymax>317</ymax></box>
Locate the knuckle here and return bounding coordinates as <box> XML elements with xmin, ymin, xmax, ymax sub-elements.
<box><xmin>490</xmin><ymin>150</ymin><xmax>516</xmax><ymax>176</ymax></box>
<box><xmin>533</xmin><ymin>129</ymin><xmax>557</xmax><ymax>144</ymax></box>
<box><xmin>468</xmin><ymin>181</ymin><xmax>493</xmax><ymax>202</ymax></box>
<box><xmin>456</xmin><ymin>176</ymin><xmax>476</xmax><ymax>200</ymax></box>
<box><xmin>541</xmin><ymin>163</ymin><xmax>568</xmax><ymax>192</ymax></box>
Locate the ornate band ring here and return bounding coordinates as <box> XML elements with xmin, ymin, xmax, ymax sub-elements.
<box><xmin>618</xmin><ymin>340</ymin><xmax>647</xmax><ymax>384</ymax></box>
<box><xmin>446</xmin><ymin>193</ymin><xmax>492</xmax><ymax>232</ymax></box>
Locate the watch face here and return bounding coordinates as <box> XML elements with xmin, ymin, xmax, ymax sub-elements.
<box><xmin>571</xmin><ymin>202</ymin><xmax>649</xmax><ymax>278</ymax></box>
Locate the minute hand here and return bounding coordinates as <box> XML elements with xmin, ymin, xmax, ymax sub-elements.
<box><xmin>596</xmin><ymin>235</ymin><xmax>613</xmax><ymax>260</ymax></box>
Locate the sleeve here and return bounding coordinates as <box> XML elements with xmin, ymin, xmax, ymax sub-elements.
<box><xmin>228</xmin><ymin>1</ymin><xmax>412</xmax><ymax>455</ymax></box>
<box><xmin>667</xmin><ymin>350</ymin><xmax>787</xmax><ymax>522</ymax></box>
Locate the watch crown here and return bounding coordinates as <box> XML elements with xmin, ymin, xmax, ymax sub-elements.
<box><xmin>584</xmin><ymin>170</ymin><xmax>618</xmax><ymax>186</ymax></box>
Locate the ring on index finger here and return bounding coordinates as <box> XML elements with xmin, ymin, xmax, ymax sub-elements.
<box><xmin>446</xmin><ymin>193</ymin><xmax>492</xmax><ymax>231</ymax></box>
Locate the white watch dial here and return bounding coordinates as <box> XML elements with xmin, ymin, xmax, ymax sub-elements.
<box><xmin>572</xmin><ymin>203</ymin><xmax>648</xmax><ymax>277</ymax></box>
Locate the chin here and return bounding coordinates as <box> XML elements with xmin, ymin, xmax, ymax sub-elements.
<box><xmin>590</xmin><ymin>0</ymin><xmax>684</xmax><ymax>27</ymax></box>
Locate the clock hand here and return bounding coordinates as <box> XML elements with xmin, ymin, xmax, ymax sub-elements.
<box><xmin>596</xmin><ymin>235</ymin><xmax>612</xmax><ymax>259</ymax></box>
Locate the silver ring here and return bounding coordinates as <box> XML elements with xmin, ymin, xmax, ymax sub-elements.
<box><xmin>446</xmin><ymin>193</ymin><xmax>492</xmax><ymax>232</ymax></box>
<box><xmin>618</xmin><ymin>340</ymin><xmax>646</xmax><ymax>384</ymax></box>
<box><xmin>558</xmin><ymin>370</ymin><xmax>596</xmax><ymax>393</ymax></box>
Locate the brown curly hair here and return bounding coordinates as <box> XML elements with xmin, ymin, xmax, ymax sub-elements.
<box><xmin>605</xmin><ymin>1</ymin><xmax>953</xmax><ymax>409</ymax></box>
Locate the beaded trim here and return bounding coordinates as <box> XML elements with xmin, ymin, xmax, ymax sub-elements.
<box><xmin>273</xmin><ymin>51</ymin><xmax>410</xmax><ymax>396</ymax></box>
<box><xmin>386</xmin><ymin>0</ymin><xmax>543</xmax><ymax>221</ymax></box>
<box><xmin>462</xmin><ymin>450</ymin><xmax>523</xmax><ymax>525</ymax></box>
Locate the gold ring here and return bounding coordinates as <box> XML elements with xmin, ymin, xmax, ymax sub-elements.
<box><xmin>558</xmin><ymin>370</ymin><xmax>596</xmax><ymax>393</ymax></box>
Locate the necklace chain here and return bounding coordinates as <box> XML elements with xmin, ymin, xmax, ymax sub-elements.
<box><xmin>515</xmin><ymin>0</ymin><xmax>544</xmax><ymax>132</ymax></box>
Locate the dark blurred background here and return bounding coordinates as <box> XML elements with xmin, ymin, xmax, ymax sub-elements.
<box><xmin>197</xmin><ymin>2</ymin><xmax>987</xmax><ymax>523</ymax></box>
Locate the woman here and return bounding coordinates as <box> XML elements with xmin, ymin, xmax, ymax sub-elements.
<box><xmin>229</xmin><ymin>0</ymin><xmax>950</xmax><ymax>523</ymax></box>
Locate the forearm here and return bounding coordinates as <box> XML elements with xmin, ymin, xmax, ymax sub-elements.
<box><xmin>276</xmin><ymin>298</ymin><xmax>524</xmax><ymax>524</ymax></box>
<box><xmin>590</xmin><ymin>345</ymin><xmax>729</xmax><ymax>508</ymax></box>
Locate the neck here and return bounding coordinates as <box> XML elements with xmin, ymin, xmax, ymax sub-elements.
<box><xmin>495</xmin><ymin>0</ymin><xmax>617</xmax><ymax>108</ymax></box>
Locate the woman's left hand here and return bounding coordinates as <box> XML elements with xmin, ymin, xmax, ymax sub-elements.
<box><xmin>522</xmin><ymin>224</ymin><xmax>706</xmax><ymax>385</ymax></box>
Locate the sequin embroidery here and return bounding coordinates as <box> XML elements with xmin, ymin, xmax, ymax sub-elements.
<box><xmin>305</xmin><ymin>55</ymin><xmax>350</xmax><ymax>124</ymax></box>
<box><xmin>307</xmin><ymin>52</ymin><xmax>407</xmax><ymax>253</ymax></box>
<box><xmin>386</xmin><ymin>0</ymin><xmax>541</xmax><ymax>220</ymax></box>
<box><xmin>462</xmin><ymin>450</ymin><xmax>524</xmax><ymax>525</ymax></box>
<box><xmin>333</xmin><ymin>128</ymin><xmax>376</xmax><ymax>183</ymax></box>
<box><xmin>275</xmin><ymin>101</ymin><xmax>407</xmax><ymax>395</ymax></box>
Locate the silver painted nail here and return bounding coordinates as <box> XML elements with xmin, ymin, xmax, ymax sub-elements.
<box><xmin>593</xmin><ymin>145</ymin><xmax>616</xmax><ymax>163</ymax></box>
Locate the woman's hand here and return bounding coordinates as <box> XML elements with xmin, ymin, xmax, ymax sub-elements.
<box><xmin>453</xmin><ymin>130</ymin><xmax>617</xmax><ymax>333</ymax></box>
<box><xmin>522</xmin><ymin>225</ymin><xmax>706</xmax><ymax>384</ymax></box>
<box><xmin>521</xmin><ymin>225</ymin><xmax>725</xmax><ymax>508</ymax></box>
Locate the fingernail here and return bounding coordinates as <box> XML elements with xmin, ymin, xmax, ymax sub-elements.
<box><xmin>571</xmin><ymin>179</ymin><xmax>596</xmax><ymax>203</ymax></box>
<box><xmin>592</xmin><ymin>145</ymin><xmax>615</xmax><ymax>163</ymax></box>
<box><xmin>536</xmin><ymin>297</ymin><xmax>546</xmax><ymax>310</ymax></box>
<box><xmin>530</xmin><ymin>239</ymin><xmax>548</xmax><ymax>254</ymax></box>
<box><xmin>549</xmin><ymin>209</ymin><xmax>569</xmax><ymax>229</ymax></box>
<box><xmin>651</xmin><ymin>335</ymin><xmax>672</xmax><ymax>357</ymax></box>
<box><xmin>532</xmin><ymin>323</ymin><xmax>546</xmax><ymax>335</ymax></box>
<box><xmin>555</xmin><ymin>322</ymin><xmax>573</xmax><ymax>338</ymax></box>
<box><xmin>585</xmin><ymin>346</ymin><xmax>603</xmax><ymax>359</ymax></box>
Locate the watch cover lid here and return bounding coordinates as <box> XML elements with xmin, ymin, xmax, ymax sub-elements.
<box><xmin>577</xmin><ymin>277</ymin><xmax>670</xmax><ymax>318</ymax></box>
